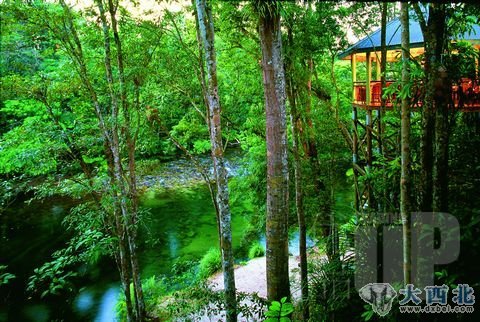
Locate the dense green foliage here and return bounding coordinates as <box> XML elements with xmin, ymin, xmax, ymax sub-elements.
<box><xmin>1</xmin><ymin>1</ymin><xmax>479</xmax><ymax>321</ymax></box>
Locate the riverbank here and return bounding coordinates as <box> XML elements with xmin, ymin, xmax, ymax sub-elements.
<box><xmin>137</xmin><ymin>150</ymin><xmax>244</xmax><ymax>190</ymax></box>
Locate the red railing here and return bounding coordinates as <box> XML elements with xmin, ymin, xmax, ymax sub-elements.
<box><xmin>353</xmin><ymin>78</ymin><xmax>480</xmax><ymax>110</ymax></box>
<box><xmin>353</xmin><ymin>81</ymin><xmax>395</xmax><ymax>107</ymax></box>
<box><xmin>452</xmin><ymin>78</ymin><xmax>480</xmax><ymax>108</ymax></box>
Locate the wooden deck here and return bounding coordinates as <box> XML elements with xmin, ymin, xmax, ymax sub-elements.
<box><xmin>353</xmin><ymin>78</ymin><xmax>480</xmax><ymax>112</ymax></box>
<box><xmin>352</xmin><ymin>102</ymin><xmax>480</xmax><ymax>112</ymax></box>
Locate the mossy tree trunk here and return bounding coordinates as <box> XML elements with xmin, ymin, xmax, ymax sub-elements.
<box><xmin>413</xmin><ymin>4</ymin><xmax>448</xmax><ymax>212</ymax></box>
<box><xmin>257</xmin><ymin>1</ymin><xmax>291</xmax><ymax>302</ymax></box>
<box><xmin>285</xmin><ymin>24</ymin><xmax>309</xmax><ymax>320</ymax></box>
<box><xmin>400</xmin><ymin>2</ymin><xmax>412</xmax><ymax>285</ymax></box>
<box><xmin>195</xmin><ymin>0</ymin><xmax>237</xmax><ymax>320</ymax></box>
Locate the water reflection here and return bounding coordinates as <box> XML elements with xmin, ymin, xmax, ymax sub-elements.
<box><xmin>94</xmin><ymin>286</ymin><xmax>119</xmax><ymax>322</ymax></box>
<box><xmin>168</xmin><ymin>231</ymin><xmax>179</xmax><ymax>259</ymax></box>
<box><xmin>75</xmin><ymin>290</ymin><xmax>94</xmax><ymax>313</ymax></box>
<box><xmin>258</xmin><ymin>231</ymin><xmax>316</xmax><ymax>257</ymax></box>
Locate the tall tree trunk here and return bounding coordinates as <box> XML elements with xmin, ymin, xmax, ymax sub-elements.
<box><xmin>258</xmin><ymin>2</ymin><xmax>290</xmax><ymax>301</ymax></box>
<box><xmin>400</xmin><ymin>2</ymin><xmax>412</xmax><ymax>285</ymax></box>
<box><xmin>433</xmin><ymin>92</ymin><xmax>450</xmax><ymax>212</ymax></box>
<box><xmin>195</xmin><ymin>1</ymin><xmax>237</xmax><ymax>320</ymax></box>
<box><xmin>289</xmin><ymin>89</ymin><xmax>309</xmax><ymax>321</ymax></box>
<box><xmin>413</xmin><ymin>4</ymin><xmax>449</xmax><ymax>212</ymax></box>
<box><xmin>59</xmin><ymin>1</ymin><xmax>136</xmax><ymax>320</ymax></box>
<box><xmin>285</xmin><ymin>25</ymin><xmax>309</xmax><ymax>320</ymax></box>
<box><xmin>379</xmin><ymin>1</ymin><xmax>387</xmax><ymax>155</ymax></box>
<box><xmin>106</xmin><ymin>0</ymin><xmax>146</xmax><ymax>318</ymax></box>
<box><xmin>431</xmin><ymin>5</ymin><xmax>449</xmax><ymax>213</ymax></box>
<box><xmin>113</xmin><ymin>208</ymin><xmax>135</xmax><ymax>322</ymax></box>
<box><xmin>376</xmin><ymin>0</ymin><xmax>388</xmax><ymax>283</ymax></box>
<box><xmin>413</xmin><ymin>4</ymin><xmax>434</xmax><ymax>212</ymax></box>
<box><xmin>95</xmin><ymin>0</ymin><xmax>145</xmax><ymax>319</ymax></box>
<box><xmin>192</xmin><ymin>1</ymin><xmax>223</xmax><ymax>250</ymax></box>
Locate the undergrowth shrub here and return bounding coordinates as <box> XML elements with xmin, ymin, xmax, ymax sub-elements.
<box><xmin>198</xmin><ymin>247</ymin><xmax>222</xmax><ymax>279</ymax></box>
<box><xmin>248</xmin><ymin>241</ymin><xmax>265</xmax><ymax>259</ymax></box>
<box><xmin>309</xmin><ymin>257</ymin><xmax>364</xmax><ymax>321</ymax></box>
<box><xmin>160</xmin><ymin>284</ymin><xmax>267</xmax><ymax>321</ymax></box>
<box><xmin>116</xmin><ymin>275</ymin><xmax>169</xmax><ymax>320</ymax></box>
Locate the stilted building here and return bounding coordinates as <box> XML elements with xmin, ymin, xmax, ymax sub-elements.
<box><xmin>338</xmin><ymin>13</ymin><xmax>480</xmax><ymax>212</ymax></box>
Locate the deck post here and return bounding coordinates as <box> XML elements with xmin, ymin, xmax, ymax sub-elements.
<box><xmin>375</xmin><ymin>55</ymin><xmax>382</xmax><ymax>155</ymax></box>
<box><xmin>476</xmin><ymin>53</ymin><xmax>479</xmax><ymax>80</ymax></box>
<box><xmin>366</xmin><ymin>52</ymin><xmax>372</xmax><ymax>107</ymax></box>
<box><xmin>352</xmin><ymin>53</ymin><xmax>357</xmax><ymax>86</ymax></box>
<box><xmin>352</xmin><ymin>53</ymin><xmax>359</xmax><ymax>211</ymax></box>
<box><xmin>366</xmin><ymin>52</ymin><xmax>374</xmax><ymax>209</ymax></box>
<box><xmin>376</xmin><ymin>56</ymin><xmax>381</xmax><ymax>81</ymax></box>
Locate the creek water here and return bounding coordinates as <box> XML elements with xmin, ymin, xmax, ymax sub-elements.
<box><xmin>1</xmin><ymin>185</ymin><xmax>250</xmax><ymax>321</ymax></box>
<box><xmin>0</xmin><ymin>152</ymin><xmax>353</xmax><ymax>322</ymax></box>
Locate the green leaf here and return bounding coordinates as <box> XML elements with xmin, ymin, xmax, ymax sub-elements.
<box><xmin>269</xmin><ymin>301</ymin><xmax>281</xmax><ymax>311</ymax></box>
<box><xmin>41</xmin><ymin>290</ymin><xmax>49</xmax><ymax>299</ymax></box>
<box><xmin>280</xmin><ymin>303</ymin><xmax>294</xmax><ymax>316</ymax></box>
<box><xmin>265</xmin><ymin>310</ymin><xmax>279</xmax><ymax>317</ymax></box>
<box><xmin>346</xmin><ymin>168</ymin><xmax>354</xmax><ymax>177</ymax></box>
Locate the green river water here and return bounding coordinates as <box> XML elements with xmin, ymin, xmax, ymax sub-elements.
<box><xmin>0</xmin><ymin>153</ymin><xmax>353</xmax><ymax>321</ymax></box>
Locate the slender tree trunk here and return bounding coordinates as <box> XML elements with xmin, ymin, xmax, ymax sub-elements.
<box><xmin>195</xmin><ymin>1</ymin><xmax>237</xmax><ymax>320</ymax></box>
<box><xmin>58</xmin><ymin>1</ymin><xmax>137</xmax><ymax>320</ymax></box>
<box><xmin>413</xmin><ymin>4</ymin><xmax>449</xmax><ymax>213</ymax></box>
<box><xmin>431</xmin><ymin>5</ymin><xmax>449</xmax><ymax>213</ymax></box>
<box><xmin>288</xmin><ymin>88</ymin><xmax>309</xmax><ymax>321</ymax></box>
<box><xmin>419</xmin><ymin>101</ymin><xmax>434</xmax><ymax>211</ymax></box>
<box><xmin>413</xmin><ymin>4</ymin><xmax>435</xmax><ymax>212</ymax></box>
<box><xmin>379</xmin><ymin>1</ymin><xmax>387</xmax><ymax>155</ymax></box>
<box><xmin>106</xmin><ymin>1</ymin><xmax>146</xmax><ymax>317</ymax></box>
<box><xmin>400</xmin><ymin>3</ymin><xmax>412</xmax><ymax>285</ymax></box>
<box><xmin>114</xmin><ymin>208</ymin><xmax>135</xmax><ymax>322</ymax></box>
<box><xmin>285</xmin><ymin>25</ymin><xmax>309</xmax><ymax>320</ymax></box>
<box><xmin>380</xmin><ymin>3</ymin><xmax>387</xmax><ymax>215</ymax></box>
<box><xmin>95</xmin><ymin>1</ymin><xmax>145</xmax><ymax>319</ymax></box>
<box><xmin>104</xmin><ymin>139</ymin><xmax>135</xmax><ymax>322</ymax></box>
<box><xmin>258</xmin><ymin>3</ymin><xmax>290</xmax><ymax>301</ymax></box>
<box><xmin>192</xmin><ymin>1</ymin><xmax>223</xmax><ymax>248</ymax></box>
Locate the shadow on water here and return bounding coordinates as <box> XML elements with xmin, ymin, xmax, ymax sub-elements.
<box><xmin>0</xmin><ymin>195</ymin><xmax>121</xmax><ymax>322</ymax></box>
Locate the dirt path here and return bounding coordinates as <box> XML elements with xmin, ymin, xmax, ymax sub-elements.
<box><xmin>181</xmin><ymin>256</ymin><xmax>302</xmax><ymax>322</ymax></box>
<box><xmin>209</xmin><ymin>256</ymin><xmax>301</xmax><ymax>299</ymax></box>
